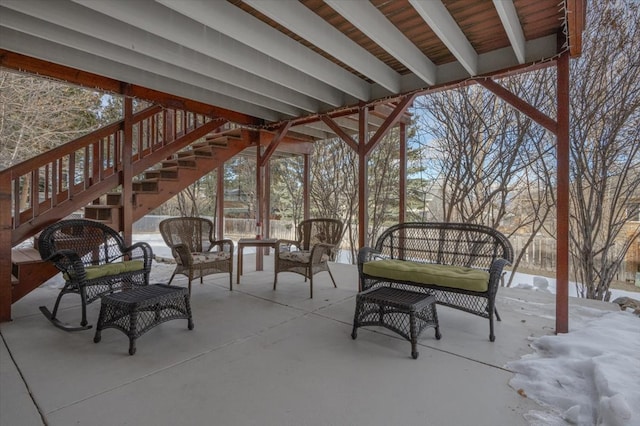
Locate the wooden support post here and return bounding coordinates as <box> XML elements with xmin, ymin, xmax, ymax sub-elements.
<box><xmin>556</xmin><ymin>50</ymin><xmax>570</xmax><ymax>334</ymax></box>
<box><xmin>216</xmin><ymin>165</ymin><xmax>225</xmax><ymax>240</ymax></box>
<box><xmin>358</xmin><ymin>106</ymin><xmax>369</xmax><ymax>250</ymax></box>
<box><xmin>303</xmin><ymin>154</ymin><xmax>310</xmax><ymax>221</ymax></box>
<box><xmin>399</xmin><ymin>122</ymin><xmax>407</xmax><ymax>224</ymax></box>
<box><xmin>0</xmin><ymin>174</ymin><xmax>12</xmax><ymax>321</ymax></box>
<box><xmin>265</xmin><ymin>161</ymin><xmax>271</xmax><ymax>240</ymax></box>
<box><xmin>256</xmin><ymin>146</ymin><xmax>265</xmax><ymax>270</ymax></box>
<box><xmin>121</xmin><ymin>93</ymin><xmax>134</xmax><ymax>246</ymax></box>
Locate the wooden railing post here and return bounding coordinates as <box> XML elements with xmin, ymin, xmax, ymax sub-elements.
<box><xmin>0</xmin><ymin>172</ymin><xmax>13</xmax><ymax>321</ymax></box>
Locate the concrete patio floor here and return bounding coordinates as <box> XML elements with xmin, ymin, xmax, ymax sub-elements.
<box><xmin>1</xmin><ymin>255</ymin><xmax>617</xmax><ymax>426</ymax></box>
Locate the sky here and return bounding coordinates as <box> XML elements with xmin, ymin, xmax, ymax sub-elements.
<box><xmin>506</xmin><ymin>274</ymin><xmax>640</xmax><ymax>426</ymax></box>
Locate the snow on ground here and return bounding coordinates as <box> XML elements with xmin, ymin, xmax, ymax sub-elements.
<box><xmin>504</xmin><ymin>274</ymin><xmax>640</xmax><ymax>425</ymax></box>
<box><xmin>507</xmin><ymin>307</ymin><xmax>640</xmax><ymax>426</ymax></box>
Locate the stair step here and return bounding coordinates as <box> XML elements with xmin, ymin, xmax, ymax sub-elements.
<box><xmin>11</xmin><ymin>247</ymin><xmax>59</xmax><ymax>303</ymax></box>
<box><xmin>84</xmin><ymin>205</ymin><xmax>120</xmax><ymax>221</ymax></box>
<box><xmin>11</xmin><ymin>247</ymin><xmax>45</xmax><ymax>280</ymax></box>
<box><xmin>176</xmin><ymin>158</ymin><xmax>197</xmax><ymax>168</ymax></box>
<box><xmin>162</xmin><ymin>159</ymin><xmax>197</xmax><ymax>169</ymax></box>
<box><xmin>177</xmin><ymin>149</ymin><xmax>213</xmax><ymax>158</ymax></box>
<box><xmin>12</xmin><ymin>247</ymin><xmax>43</xmax><ymax>264</ymax></box>
<box><xmin>205</xmin><ymin>135</ymin><xmax>242</xmax><ymax>147</ymax></box>
<box><xmin>132</xmin><ymin>179</ymin><xmax>159</xmax><ymax>192</ymax></box>
<box><xmin>145</xmin><ymin>167</ymin><xmax>179</xmax><ymax>180</ymax></box>
<box><xmin>106</xmin><ymin>192</ymin><xmax>123</xmax><ymax>205</ymax></box>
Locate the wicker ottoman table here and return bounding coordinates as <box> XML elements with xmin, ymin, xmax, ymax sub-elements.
<box><xmin>94</xmin><ymin>284</ymin><xmax>194</xmax><ymax>355</ymax></box>
<box><xmin>352</xmin><ymin>286</ymin><xmax>441</xmax><ymax>359</ymax></box>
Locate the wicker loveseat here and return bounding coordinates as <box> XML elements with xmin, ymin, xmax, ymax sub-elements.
<box><xmin>358</xmin><ymin>222</ymin><xmax>513</xmax><ymax>341</ymax></box>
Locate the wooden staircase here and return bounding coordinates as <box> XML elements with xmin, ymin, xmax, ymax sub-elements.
<box><xmin>4</xmin><ymin>107</ymin><xmax>252</xmax><ymax>306</ymax></box>
<box><xmin>84</xmin><ymin>134</ymin><xmax>250</xmax><ymax>226</ymax></box>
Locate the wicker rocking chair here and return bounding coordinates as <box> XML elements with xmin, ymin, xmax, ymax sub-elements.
<box><xmin>159</xmin><ymin>217</ymin><xmax>234</xmax><ymax>294</ymax></box>
<box><xmin>273</xmin><ymin>218</ymin><xmax>344</xmax><ymax>298</ymax></box>
<box><xmin>38</xmin><ymin>219</ymin><xmax>153</xmax><ymax>331</ymax></box>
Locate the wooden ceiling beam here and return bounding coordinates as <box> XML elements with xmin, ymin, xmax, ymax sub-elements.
<box><xmin>0</xmin><ymin>49</ymin><xmax>263</xmax><ymax>126</ymax></box>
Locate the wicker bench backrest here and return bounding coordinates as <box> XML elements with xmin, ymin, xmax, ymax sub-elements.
<box><xmin>39</xmin><ymin>219</ymin><xmax>130</xmax><ymax>270</ymax></box>
<box><xmin>374</xmin><ymin>222</ymin><xmax>513</xmax><ymax>271</ymax></box>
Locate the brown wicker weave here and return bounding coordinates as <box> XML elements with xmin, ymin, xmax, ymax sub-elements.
<box><xmin>38</xmin><ymin>219</ymin><xmax>153</xmax><ymax>331</ymax></box>
<box><xmin>93</xmin><ymin>284</ymin><xmax>193</xmax><ymax>355</ymax></box>
<box><xmin>273</xmin><ymin>218</ymin><xmax>344</xmax><ymax>298</ymax></box>
<box><xmin>358</xmin><ymin>222</ymin><xmax>513</xmax><ymax>342</ymax></box>
<box><xmin>159</xmin><ymin>217</ymin><xmax>234</xmax><ymax>294</ymax></box>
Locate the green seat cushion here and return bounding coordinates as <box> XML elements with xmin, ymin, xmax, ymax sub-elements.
<box><xmin>64</xmin><ymin>260</ymin><xmax>144</xmax><ymax>281</ymax></box>
<box><xmin>363</xmin><ymin>259</ymin><xmax>490</xmax><ymax>292</ymax></box>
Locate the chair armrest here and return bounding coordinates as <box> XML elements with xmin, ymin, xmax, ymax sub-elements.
<box><xmin>171</xmin><ymin>243</ymin><xmax>194</xmax><ymax>266</ymax></box>
<box><xmin>45</xmin><ymin>249</ymin><xmax>88</xmax><ymax>284</ymax></box>
<box><xmin>310</xmin><ymin>243</ymin><xmax>335</xmax><ymax>264</ymax></box>
<box><xmin>488</xmin><ymin>257</ymin><xmax>512</xmax><ymax>296</ymax></box>
<box><xmin>124</xmin><ymin>241</ymin><xmax>154</xmax><ymax>270</ymax></box>
<box><xmin>275</xmin><ymin>239</ymin><xmax>301</xmax><ymax>254</ymax></box>
<box><xmin>357</xmin><ymin>247</ymin><xmax>382</xmax><ymax>265</ymax></box>
<box><xmin>208</xmin><ymin>239</ymin><xmax>235</xmax><ymax>257</ymax></box>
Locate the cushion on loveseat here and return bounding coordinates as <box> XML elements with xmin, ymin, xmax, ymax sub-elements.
<box><xmin>362</xmin><ymin>259</ymin><xmax>490</xmax><ymax>292</ymax></box>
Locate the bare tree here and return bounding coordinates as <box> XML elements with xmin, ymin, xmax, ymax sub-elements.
<box><xmin>367</xmin><ymin>130</ymin><xmax>401</xmax><ymax>244</ymax></box>
<box><xmin>568</xmin><ymin>0</ymin><xmax>640</xmax><ymax>300</ymax></box>
<box><xmin>412</xmin><ymin>70</ymin><xmax>556</xmax><ymax>286</ymax></box>
<box><xmin>0</xmin><ymin>71</ymin><xmax>104</xmax><ymax>171</ymax></box>
<box><xmin>310</xmin><ymin>138</ymin><xmax>358</xmax><ymax>261</ymax></box>
<box><xmin>270</xmin><ymin>156</ymin><xmax>304</xmax><ymax>226</ymax></box>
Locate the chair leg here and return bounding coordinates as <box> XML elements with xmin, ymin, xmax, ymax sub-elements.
<box><xmin>309</xmin><ymin>273</ymin><xmax>313</xmax><ymax>298</ymax></box>
<box><xmin>79</xmin><ymin>288</ymin><xmax>89</xmax><ymax>327</ymax></box>
<box><xmin>273</xmin><ymin>273</ymin><xmax>278</xmax><ymax>290</ymax></box>
<box><xmin>49</xmin><ymin>290</ymin><xmax>66</xmax><ymax>321</ymax></box>
<box><xmin>39</xmin><ymin>288</ymin><xmax>93</xmax><ymax>331</ymax></box>
<box><xmin>327</xmin><ymin>266</ymin><xmax>338</xmax><ymax>288</ymax></box>
<box><xmin>167</xmin><ymin>270</ymin><xmax>177</xmax><ymax>285</ymax></box>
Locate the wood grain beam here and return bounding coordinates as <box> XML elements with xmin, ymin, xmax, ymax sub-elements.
<box><xmin>0</xmin><ymin>49</ymin><xmax>263</xmax><ymax>126</ymax></box>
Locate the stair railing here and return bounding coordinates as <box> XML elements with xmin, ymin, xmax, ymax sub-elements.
<box><xmin>0</xmin><ymin>105</ymin><xmax>213</xmax><ymax>246</ymax></box>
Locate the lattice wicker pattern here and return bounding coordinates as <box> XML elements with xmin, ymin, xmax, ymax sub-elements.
<box><xmin>38</xmin><ymin>218</ymin><xmax>153</xmax><ymax>330</ymax></box>
<box><xmin>159</xmin><ymin>217</ymin><xmax>234</xmax><ymax>294</ymax></box>
<box><xmin>358</xmin><ymin>222</ymin><xmax>513</xmax><ymax>341</ymax></box>
<box><xmin>352</xmin><ymin>287</ymin><xmax>440</xmax><ymax>359</ymax></box>
<box><xmin>274</xmin><ymin>218</ymin><xmax>344</xmax><ymax>298</ymax></box>
<box><xmin>94</xmin><ymin>284</ymin><xmax>193</xmax><ymax>355</ymax></box>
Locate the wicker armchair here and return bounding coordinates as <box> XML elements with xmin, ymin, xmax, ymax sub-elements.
<box><xmin>159</xmin><ymin>217</ymin><xmax>234</xmax><ymax>294</ymax></box>
<box><xmin>38</xmin><ymin>219</ymin><xmax>153</xmax><ymax>331</ymax></box>
<box><xmin>273</xmin><ymin>218</ymin><xmax>344</xmax><ymax>298</ymax></box>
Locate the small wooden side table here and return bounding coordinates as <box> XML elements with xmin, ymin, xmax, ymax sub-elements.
<box><xmin>236</xmin><ymin>238</ymin><xmax>277</xmax><ymax>284</ymax></box>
